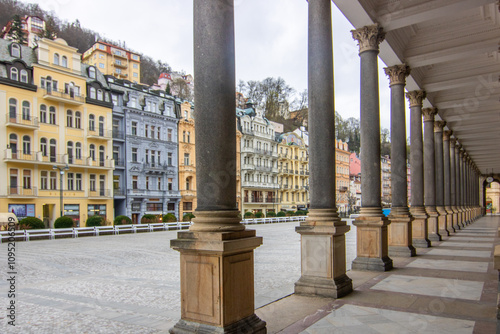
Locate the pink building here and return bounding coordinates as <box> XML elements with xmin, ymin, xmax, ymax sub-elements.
<box><xmin>350</xmin><ymin>152</ymin><xmax>361</xmax><ymax>176</ymax></box>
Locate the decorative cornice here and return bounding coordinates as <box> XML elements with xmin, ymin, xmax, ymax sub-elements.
<box><xmin>384</xmin><ymin>64</ymin><xmax>410</xmax><ymax>86</ymax></box>
<box><xmin>422</xmin><ymin>107</ymin><xmax>438</xmax><ymax>122</ymax></box>
<box><xmin>443</xmin><ymin>130</ymin><xmax>453</xmax><ymax>141</ymax></box>
<box><xmin>351</xmin><ymin>24</ymin><xmax>385</xmax><ymax>54</ymax></box>
<box><xmin>434</xmin><ymin>120</ymin><xmax>446</xmax><ymax>132</ymax></box>
<box><xmin>450</xmin><ymin>137</ymin><xmax>456</xmax><ymax>145</ymax></box>
<box><xmin>405</xmin><ymin>90</ymin><xmax>426</xmax><ymax>107</ymax></box>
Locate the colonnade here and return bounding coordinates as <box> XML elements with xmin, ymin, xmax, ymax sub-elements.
<box><xmin>168</xmin><ymin>1</ymin><xmax>483</xmax><ymax>332</ymax></box>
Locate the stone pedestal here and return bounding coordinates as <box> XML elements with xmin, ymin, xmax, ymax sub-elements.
<box><xmin>426</xmin><ymin>207</ymin><xmax>441</xmax><ymax>241</ymax></box>
<box><xmin>436</xmin><ymin>206</ymin><xmax>449</xmax><ymax>236</ymax></box>
<box><xmin>452</xmin><ymin>207</ymin><xmax>460</xmax><ymax>230</ymax></box>
<box><xmin>410</xmin><ymin>206</ymin><xmax>430</xmax><ymax>248</ymax></box>
<box><xmin>388</xmin><ymin>208</ymin><xmax>416</xmax><ymax>257</ymax></box>
<box><xmin>295</xmin><ymin>210</ymin><xmax>352</xmax><ymax>298</ymax></box>
<box><xmin>170</xmin><ymin>229</ymin><xmax>265</xmax><ymax>334</ymax></box>
<box><xmin>445</xmin><ymin>206</ymin><xmax>455</xmax><ymax>233</ymax></box>
<box><xmin>352</xmin><ymin>209</ymin><xmax>393</xmax><ymax>271</ymax></box>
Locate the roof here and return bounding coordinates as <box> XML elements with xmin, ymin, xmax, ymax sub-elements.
<box><xmin>0</xmin><ymin>39</ymin><xmax>37</xmax><ymax>67</ymax></box>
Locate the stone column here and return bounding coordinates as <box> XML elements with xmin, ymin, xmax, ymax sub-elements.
<box><xmin>170</xmin><ymin>1</ymin><xmax>266</xmax><ymax>333</ymax></box>
<box><xmin>294</xmin><ymin>0</ymin><xmax>352</xmax><ymax>298</ymax></box>
<box><xmin>450</xmin><ymin>138</ymin><xmax>460</xmax><ymax>230</ymax></box>
<box><xmin>422</xmin><ymin>108</ymin><xmax>441</xmax><ymax>241</ymax></box>
<box><xmin>351</xmin><ymin>24</ymin><xmax>393</xmax><ymax>271</ymax></box>
<box><xmin>407</xmin><ymin>90</ymin><xmax>430</xmax><ymax>248</ymax></box>
<box><xmin>443</xmin><ymin>131</ymin><xmax>454</xmax><ymax>232</ymax></box>
<box><xmin>434</xmin><ymin>121</ymin><xmax>449</xmax><ymax>236</ymax></box>
<box><xmin>458</xmin><ymin>146</ymin><xmax>465</xmax><ymax>226</ymax></box>
<box><xmin>384</xmin><ymin>64</ymin><xmax>415</xmax><ymax>257</ymax></box>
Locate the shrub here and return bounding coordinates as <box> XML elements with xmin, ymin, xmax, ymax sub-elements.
<box><xmin>254</xmin><ymin>212</ymin><xmax>264</xmax><ymax>218</ymax></box>
<box><xmin>19</xmin><ymin>217</ymin><xmax>45</xmax><ymax>229</ymax></box>
<box><xmin>295</xmin><ymin>210</ymin><xmax>306</xmax><ymax>216</ymax></box>
<box><xmin>163</xmin><ymin>213</ymin><xmax>177</xmax><ymax>222</ymax></box>
<box><xmin>141</xmin><ymin>214</ymin><xmax>158</xmax><ymax>224</ymax></box>
<box><xmin>266</xmin><ymin>211</ymin><xmax>276</xmax><ymax>217</ymax></box>
<box><xmin>277</xmin><ymin>211</ymin><xmax>286</xmax><ymax>217</ymax></box>
<box><xmin>54</xmin><ymin>216</ymin><xmax>74</xmax><ymax>228</ymax></box>
<box><xmin>86</xmin><ymin>215</ymin><xmax>104</xmax><ymax>227</ymax></box>
<box><xmin>244</xmin><ymin>211</ymin><xmax>254</xmax><ymax>219</ymax></box>
<box><xmin>183</xmin><ymin>213</ymin><xmax>195</xmax><ymax>222</ymax></box>
<box><xmin>114</xmin><ymin>215</ymin><xmax>132</xmax><ymax>225</ymax></box>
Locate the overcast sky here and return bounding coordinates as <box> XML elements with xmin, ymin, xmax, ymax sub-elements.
<box><xmin>26</xmin><ymin>0</ymin><xmax>396</xmax><ymax>130</ymax></box>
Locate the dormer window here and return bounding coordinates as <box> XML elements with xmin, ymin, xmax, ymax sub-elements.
<box><xmin>11</xmin><ymin>44</ymin><xmax>21</xmax><ymax>58</ymax></box>
<box><xmin>88</xmin><ymin>66</ymin><xmax>96</xmax><ymax>79</ymax></box>
<box><xmin>97</xmin><ymin>89</ymin><xmax>103</xmax><ymax>101</ymax></box>
<box><xmin>62</xmin><ymin>56</ymin><xmax>68</xmax><ymax>67</ymax></box>
<box><xmin>10</xmin><ymin>67</ymin><xmax>18</xmax><ymax>81</ymax></box>
<box><xmin>89</xmin><ymin>87</ymin><xmax>96</xmax><ymax>99</ymax></box>
<box><xmin>20</xmin><ymin>70</ymin><xmax>28</xmax><ymax>83</ymax></box>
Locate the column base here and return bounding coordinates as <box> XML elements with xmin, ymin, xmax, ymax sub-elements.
<box><xmin>445</xmin><ymin>206</ymin><xmax>455</xmax><ymax>233</ymax></box>
<box><xmin>352</xmin><ymin>256</ymin><xmax>393</xmax><ymax>271</ymax></box>
<box><xmin>410</xmin><ymin>207</ymin><xmax>431</xmax><ymax>248</ymax></box>
<box><xmin>451</xmin><ymin>207</ymin><xmax>460</xmax><ymax>230</ymax></box>
<box><xmin>294</xmin><ymin>209</ymin><xmax>353</xmax><ymax>298</ymax></box>
<box><xmin>169</xmin><ymin>314</ymin><xmax>266</xmax><ymax>334</ymax></box>
<box><xmin>388</xmin><ymin>209</ymin><xmax>416</xmax><ymax>257</ymax></box>
<box><xmin>425</xmin><ymin>206</ymin><xmax>441</xmax><ymax>241</ymax></box>
<box><xmin>437</xmin><ymin>206</ymin><xmax>449</xmax><ymax>237</ymax></box>
<box><xmin>389</xmin><ymin>245</ymin><xmax>416</xmax><ymax>257</ymax></box>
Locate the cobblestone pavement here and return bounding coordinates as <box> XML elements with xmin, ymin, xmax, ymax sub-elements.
<box><xmin>0</xmin><ymin>221</ymin><xmax>357</xmax><ymax>333</ymax></box>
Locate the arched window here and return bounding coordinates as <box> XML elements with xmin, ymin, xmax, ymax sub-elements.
<box><xmin>75</xmin><ymin>142</ymin><xmax>82</xmax><ymax>159</ymax></box>
<box><xmin>99</xmin><ymin>116</ymin><xmax>104</xmax><ymax>136</ymax></box>
<box><xmin>10</xmin><ymin>67</ymin><xmax>18</xmax><ymax>81</ymax></box>
<box><xmin>49</xmin><ymin>106</ymin><xmax>56</xmax><ymax>124</ymax></box>
<box><xmin>75</xmin><ymin>111</ymin><xmax>81</xmax><ymax>128</ymax></box>
<box><xmin>89</xmin><ymin>87</ymin><xmax>96</xmax><ymax>99</ymax></box>
<box><xmin>20</xmin><ymin>69</ymin><xmax>28</xmax><ymax>83</ymax></box>
<box><xmin>184</xmin><ymin>110</ymin><xmax>188</xmax><ymax>119</ymax></box>
<box><xmin>61</xmin><ymin>56</ymin><xmax>68</xmax><ymax>67</ymax></box>
<box><xmin>40</xmin><ymin>104</ymin><xmax>47</xmax><ymax>123</ymax></box>
<box><xmin>89</xmin><ymin>114</ymin><xmax>95</xmax><ymax>131</ymax></box>
<box><xmin>22</xmin><ymin>101</ymin><xmax>30</xmax><ymax>120</ymax></box>
<box><xmin>11</xmin><ymin>43</ymin><xmax>21</xmax><ymax>58</ymax></box>
<box><xmin>66</xmin><ymin>110</ymin><xmax>73</xmax><ymax>127</ymax></box>
<box><xmin>9</xmin><ymin>133</ymin><xmax>17</xmax><ymax>149</ymax></box>
<box><xmin>53</xmin><ymin>53</ymin><xmax>60</xmax><ymax>65</ymax></box>
<box><xmin>49</xmin><ymin>139</ymin><xmax>57</xmax><ymax>162</ymax></box>
<box><xmin>67</xmin><ymin>141</ymin><xmax>74</xmax><ymax>164</ymax></box>
<box><xmin>9</xmin><ymin>98</ymin><xmax>17</xmax><ymax>119</ymax></box>
<box><xmin>88</xmin><ymin>66</ymin><xmax>96</xmax><ymax>79</ymax></box>
<box><xmin>97</xmin><ymin>89</ymin><xmax>103</xmax><ymax>100</ymax></box>
<box><xmin>40</xmin><ymin>138</ymin><xmax>47</xmax><ymax>156</ymax></box>
<box><xmin>22</xmin><ymin>135</ymin><xmax>31</xmax><ymax>154</ymax></box>
<box><xmin>89</xmin><ymin>144</ymin><xmax>95</xmax><ymax>161</ymax></box>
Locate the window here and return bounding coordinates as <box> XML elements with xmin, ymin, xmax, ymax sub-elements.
<box><xmin>115</xmin><ymin>68</ymin><xmax>121</xmax><ymax>74</ymax></box>
<box><xmin>183</xmin><ymin>202</ymin><xmax>193</xmax><ymax>211</ymax></box>
<box><xmin>67</xmin><ymin>141</ymin><xmax>73</xmax><ymax>163</ymax></box>
<box><xmin>157</xmin><ymin>177</ymin><xmax>162</xmax><ymax>190</ymax></box>
<box><xmin>40</xmin><ymin>104</ymin><xmax>47</xmax><ymax>123</ymax></box>
<box><xmin>75</xmin><ymin>111</ymin><xmax>81</xmax><ymax>128</ymax></box>
<box><xmin>133</xmin><ymin>63</ymin><xmax>138</xmax><ymax>69</ymax></box>
<box><xmin>168</xmin><ymin>178</ymin><xmax>173</xmax><ymax>191</ymax></box>
<box><xmin>53</xmin><ymin>53</ymin><xmax>59</xmax><ymax>65</ymax></box>
<box><xmin>89</xmin><ymin>144</ymin><xmax>95</xmax><ymax>161</ymax></box>
<box><xmin>11</xmin><ymin>43</ymin><xmax>21</xmax><ymax>57</ymax></box>
<box><xmin>99</xmin><ymin>63</ymin><xmax>105</xmax><ymax>69</ymax></box>
<box><xmin>20</xmin><ymin>70</ymin><xmax>28</xmax><ymax>83</ymax></box>
<box><xmin>184</xmin><ymin>153</ymin><xmax>190</xmax><ymax>166</ymax></box>
<box><xmin>132</xmin><ymin>175</ymin><xmax>138</xmax><ymax>189</ymax></box>
<box><xmin>89</xmin><ymin>114</ymin><xmax>95</xmax><ymax>131</ymax></box>
<box><xmin>133</xmin><ymin>72</ymin><xmax>138</xmax><ymax>77</ymax></box>
<box><xmin>131</xmin><ymin>121</ymin><xmax>137</xmax><ymax>135</ymax></box>
<box><xmin>88</xmin><ymin>67</ymin><xmax>96</xmax><ymax>79</ymax></box>
<box><xmin>90</xmin><ymin>87</ymin><xmax>96</xmax><ymax>99</ymax></box>
<box><xmin>10</xmin><ymin>67</ymin><xmax>18</xmax><ymax>81</ymax></box>
<box><xmin>23</xmin><ymin>170</ymin><xmax>31</xmax><ymax>189</ymax></box>
<box><xmin>62</xmin><ymin>56</ymin><xmax>68</xmax><ymax>67</ymax></box>
<box><xmin>49</xmin><ymin>139</ymin><xmax>56</xmax><ymax>162</ymax></box>
<box><xmin>89</xmin><ymin>174</ymin><xmax>96</xmax><ymax>191</ymax></box>
<box><xmin>9</xmin><ymin>169</ymin><xmax>18</xmax><ymax>194</ymax></box>
<box><xmin>9</xmin><ymin>98</ymin><xmax>17</xmax><ymax>119</ymax></box>
<box><xmin>167</xmin><ymin>129</ymin><xmax>172</xmax><ymax>141</ymax></box>
<box><xmin>146</xmin><ymin>176</ymin><xmax>150</xmax><ymax>190</ymax></box>
<box><xmin>67</xmin><ymin>173</ymin><xmax>74</xmax><ymax>190</ymax></box>
<box><xmin>99</xmin><ymin>146</ymin><xmax>105</xmax><ymax>166</ymax></box>
<box><xmin>145</xmin><ymin>149</ymin><xmax>149</xmax><ymax>164</ymax></box>
<box><xmin>186</xmin><ymin>177</ymin><xmax>191</xmax><ymax>190</ymax></box>
<box><xmin>50</xmin><ymin>171</ymin><xmax>57</xmax><ymax>190</ymax></box>
<box><xmin>167</xmin><ymin>152</ymin><xmax>173</xmax><ymax>166</ymax></box>
<box><xmin>75</xmin><ymin>142</ymin><xmax>82</xmax><ymax>160</ymax></box>
<box><xmin>132</xmin><ymin>148</ymin><xmax>138</xmax><ymax>162</ymax></box>
<box><xmin>157</xmin><ymin>127</ymin><xmax>161</xmax><ymax>139</ymax></box>
<box><xmin>22</xmin><ymin>135</ymin><xmax>31</xmax><ymax>154</ymax></box>
<box><xmin>41</xmin><ymin>171</ymin><xmax>48</xmax><ymax>190</ymax></box>
<box><xmin>99</xmin><ymin>44</ymin><xmax>105</xmax><ymax>50</ymax></box>
<box><xmin>112</xmin><ymin>94</ymin><xmax>118</xmax><ymax>105</ymax></box>
<box><xmin>66</xmin><ymin>110</ymin><xmax>73</xmax><ymax>127</ymax></box>
<box><xmin>184</xmin><ymin>110</ymin><xmax>188</xmax><ymax>119</ymax></box>
<box><xmin>76</xmin><ymin>173</ymin><xmax>82</xmax><ymax>191</ymax></box>
<box><xmin>168</xmin><ymin>203</ymin><xmax>175</xmax><ymax>211</ymax></box>
<box><xmin>22</xmin><ymin>101</ymin><xmax>30</xmax><ymax>120</ymax></box>
<box><xmin>187</xmin><ymin>132</ymin><xmax>191</xmax><ymax>143</ymax></box>
<box><xmin>88</xmin><ymin>204</ymin><xmax>106</xmax><ymax>217</ymax></box>
<box><xmin>145</xmin><ymin>124</ymin><xmax>149</xmax><ymax>138</ymax></box>
<box><xmin>116</xmin><ymin>59</ymin><xmax>122</xmax><ymax>65</ymax></box>
<box><xmin>99</xmin><ymin>117</ymin><xmax>104</xmax><ymax>136</ymax></box>
<box><xmin>183</xmin><ymin>131</ymin><xmax>186</xmax><ymax>142</ymax></box>
<box><xmin>130</xmin><ymin>97</ymin><xmax>137</xmax><ymax>108</ymax></box>
<box><xmin>49</xmin><ymin>106</ymin><xmax>56</xmax><ymax>124</ymax></box>
<box><xmin>40</xmin><ymin>138</ymin><xmax>47</xmax><ymax>156</ymax></box>
<box><xmin>151</xmin><ymin>126</ymin><xmax>155</xmax><ymax>138</ymax></box>
<box><xmin>97</xmin><ymin>89</ymin><xmax>103</xmax><ymax>100</ymax></box>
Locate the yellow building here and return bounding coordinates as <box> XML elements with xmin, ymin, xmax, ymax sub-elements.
<box><xmin>178</xmin><ymin>101</ymin><xmax>196</xmax><ymax>219</ymax></box>
<box><xmin>0</xmin><ymin>38</ymin><xmax>114</xmax><ymax>227</ymax></box>
<box><xmin>335</xmin><ymin>139</ymin><xmax>350</xmax><ymax>214</ymax></box>
<box><xmin>236</xmin><ymin>128</ymin><xmax>242</xmax><ymax>212</ymax></box>
<box><xmin>485</xmin><ymin>181</ymin><xmax>500</xmax><ymax>214</ymax></box>
<box><xmin>82</xmin><ymin>41</ymin><xmax>141</xmax><ymax>83</ymax></box>
<box><xmin>277</xmin><ymin>132</ymin><xmax>309</xmax><ymax>212</ymax></box>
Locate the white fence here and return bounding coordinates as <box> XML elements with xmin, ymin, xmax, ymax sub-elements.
<box><xmin>0</xmin><ymin>216</ymin><xmax>308</xmax><ymax>243</ymax></box>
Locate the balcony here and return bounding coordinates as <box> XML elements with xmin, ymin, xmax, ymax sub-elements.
<box><xmin>244</xmin><ymin>197</ymin><xmax>264</xmax><ymax>203</ymax></box>
<box><xmin>241</xmin><ymin>128</ymin><xmax>254</xmax><ymax>136</ymax></box>
<box><xmin>86</xmin><ymin>158</ymin><xmax>114</xmax><ymax>169</ymax></box>
<box><xmin>4</xmin><ymin>150</ymin><xmax>37</xmax><ymax>162</ymax></box>
<box><xmin>113</xmin><ymin>188</ymin><xmax>126</xmax><ymax>196</ymax></box>
<box><xmin>87</xmin><ymin>129</ymin><xmax>113</xmax><ymax>140</ymax></box>
<box><xmin>112</xmin><ymin>130</ymin><xmax>125</xmax><ymax>140</ymax></box>
<box><xmin>255</xmin><ymin>166</ymin><xmax>272</xmax><ymax>172</ymax></box>
<box><xmin>254</xmin><ymin>148</ymin><xmax>273</xmax><ymax>156</ymax></box>
<box><xmin>114</xmin><ymin>159</ymin><xmax>125</xmax><ymax>168</ymax></box>
<box><xmin>265</xmin><ymin>198</ymin><xmax>279</xmax><ymax>203</ymax></box>
<box><xmin>113</xmin><ymin>61</ymin><xmax>128</xmax><ymax>68</ymax></box>
<box><xmin>282</xmin><ymin>184</ymin><xmax>289</xmax><ymax>189</ymax></box>
<box><xmin>89</xmin><ymin>189</ymin><xmax>112</xmax><ymax>198</ymax></box>
<box><xmin>113</xmin><ymin>51</ymin><xmax>127</xmax><ymax>59</ymax></box>
<box><xmin>42</xmin><ymin>88</ymin><xmax>85</xmax><ymax>105</ymax></box>
<box><xmin>144</xmin><ymin>162</ymin><xmax>168</xmax><ymax>173</ymax></box>
<box><xmin>242</xmin><ymin>164</ymin><xmax>255</xmax><ymax>171</ymax></box>
<box><xmin>242</xmin><ymin>181</ymin><xmax>279</xmax><ymax>189</ymax></box>
<box><xmin>339</xmin><ymin>186</ymin><xmax>348</xmax><ymax>192</ymax></box>
<box><xmin>179</xmin><ymin>164</ymin><xmax>196</xmax><ymax>173</ymax></box>
<box><xmin>278</xmin><ymin>153</ymin><xmax>288</xmax><ymax>159</ymax></box>
<box><xmin>127</xmin><ymin>189</ymin><xmax>181</xmax><ymax>198</ymax></box>
<box><xmin>7</xmin><ymin>186</ymin><xmax>38</xmax><ymax>198</ymax></box>
<box><xmin>241</xmin><ymin>147</ymin><xmax>254</xmax><ymax>154</ymax></box>
<box><xmin>6</xmin><ymin>114</ymin><xmax>39</xmax><ymax>129</ymax></box>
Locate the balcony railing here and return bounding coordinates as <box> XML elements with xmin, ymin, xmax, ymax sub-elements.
<box><xmin>112</xmin><ymin>130</ymin><xmax>125</xmax><ymax>140</ymax></box>
<box><xmin>242</xmin><ymin>181</ymin><xmax>279</xmax><ymax>189</ymax></box>
<box><xmin>265</xmin><ymin>198</ymin><xmax>279</xmax><ymax>203</ymax></box>
<box><xmin>6</xmin><ymin>114</ymin><xmax>39</xmax><ymax>128</ymax></box>
<box><xmin>242</xmin><ymin>164</ymin><xmax>255</xmax><ymax>171</ymax></box>
<box><xmin>127</xmin><ymin>189</ymin><xmax>181</xmax><ymax>197</ymax></box>
<box><xmin>89</xmin><ymin>189</ymin><xmax>112</xmax><ymax>197</ymax></box>
<box><xmin>4</xmin><ymin>150</ymin><xmax>37</xmax><ymax>161</ymax></box>
<box><xmin>42</xmin><ymin>88</ymin><xmax>85</xmax><ymax>105</ymax></box>
<box><xmin>115</xmin><ymin>159</ymin><xmax>125</xmax><ymax>167</ymax></box>
<box><xmin>241</xmin><ymin>147</ymin><xmax>255</xmax><ymax>154</ymax></box>
<box><xmin>241</xmin><ymin>128</ymin><xmax>254</xmax><ymax>135</ymax></box>
<box><xmin>86</xmin><ymin>158</ymin><xmax>114</xmax><ymax>168</ymax></box>
<box><xmin>8</xmin><ymin>186</ymin><xmax>38</xmax><ymax>197</ymax></box>
<box><xmin>254</xmin><ymin>148</ymin><xmax>273</xmax><ymax>156</ymax></box>
<box><xmin>114</xmin><ymin>61</ymin><xmax>128</xmax><ymax>68</ymax></box>
<box><xmin>87</xmin><ymin>129</ymin><xmax>113</xmax><ymax>139</ymax></box>
<box><xmin>179</xmin><ymin>164</ymin><xmax>196</xmax><ymax>172</ymax></box>
<box><xmin>113</xmin><ymin>188</ymin><xmax>126</xmax><ymax>196</ymax></box>
<box><xmin>255</xmin><ymin>166</ymin><xmax>272</xmax><ymax>172</ymax></box>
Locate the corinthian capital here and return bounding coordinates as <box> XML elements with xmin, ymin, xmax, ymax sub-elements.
<box><xmin>443</xmin><ymin>130</ymin><xmax>453</xmax><ymax>141</ymax></box>
<box><xmin>384</xmin><ymin>64</ymin><xmax>410</xmax><ymax>86</ymax></box>
<box><xmin>422</xmin><ymin>107</ymin><xmax>438</xmax><ymax>122</ymax></box>
<box><xmin>434</xmin><ymin>120</ymin><xmax>446</xmax><ymax>132</ymax></box>
<box><xmin>405</xmin><ymin>90</ymin><xmax>426</xmax><ymax>107</ymax></box>
<box><xmin>351</xmin><ymin>24</ymin><xmax>385</xmax><ymax>54</ymax></box>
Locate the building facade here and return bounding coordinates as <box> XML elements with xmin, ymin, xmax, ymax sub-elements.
<box><xmin>106</xmin><ymin>76</ymin><xmax>181</xmax><ymax>223</ymax></box>
<box><xmin>277</xmin><ymin>132</ymin><xmax>309</xmax><ymax>212</ymax></box>
<box><xmin>381</xmin><ymin>155</ymin><xmax>392</xmax><ymax>206</ymax></box>
<box><xmin>237</xmin><ymin>104</ymin><xmax>279</xmax><ymax>215</ymax></box>
<box><xmin>336</xmin><ymin>139</ymin><xmax>350</xmax><ymax>214</ymax></box>
<box><xmin>1</xmin><ymin>15</ymin><xmax>46</xmax><ymax>47</ymax></box>
<box><xmin>0</xmin><ymin>38</ymin><xmax>114</xmax><ymax>227</ymax></box>
<box><xmin>178</xmin><ymin>101</ymin><xmax>196</xmax><ymax>219</ymax></box>
<box><xmin>82</xmin><ymin>41</ymin><xmax>141</xmax><ymax>83</ymax></box>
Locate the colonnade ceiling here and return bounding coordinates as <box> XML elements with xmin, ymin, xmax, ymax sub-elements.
<box><xmin>333</xmin><ymin>0</ymin><xmax>500</xmax><ymax>174</ymax></box>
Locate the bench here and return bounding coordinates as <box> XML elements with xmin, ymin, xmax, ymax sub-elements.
<box><xmin>74</xmin><ymin>227</ymin><xmax>96</xmax><ymax>238</ymax></box>
<box><xmin>0</xmin><ymin>230</ymin><xmax>27</xmax><ymax>242</ymax></box>
<box><xmin>52</xmin><ymin>228</ymin><xmax>76</xmax><ymax>239</ymax></box>
<box><xmin>95</xmin><ymin>226</ymin><xmax>115</xmax><ymax>236</ymax></box>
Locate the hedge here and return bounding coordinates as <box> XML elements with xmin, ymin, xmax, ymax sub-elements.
<box><xmin>86</xmin><ymin>215</ymin><xmax>104</xmax><ymax>227</ymax></box>
<box><xmin>19</xmin><ymin>217</ymin><xmax>45</xmax><ymax>229</ymax></box>
<box><xmin>54</xmin><ymin>216</ymin><xmax>74</xmax><ymax>228</ymax></box>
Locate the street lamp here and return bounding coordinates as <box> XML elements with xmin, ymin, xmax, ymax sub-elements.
<box><xmin>53</xmin><ymin>164</ymin><xmax>69</xmax><ymax>217</ymax></box>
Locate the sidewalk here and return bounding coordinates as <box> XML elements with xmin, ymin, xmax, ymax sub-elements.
<box><xmin>257</xmin><ymin>215</ymin><xmax>498</xmax><ymax>333</ymax></box>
